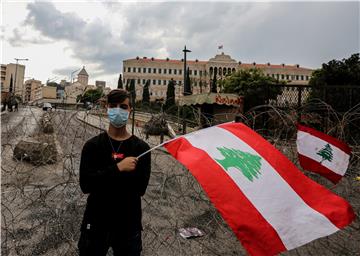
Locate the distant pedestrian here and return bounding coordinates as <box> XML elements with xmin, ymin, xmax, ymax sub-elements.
<box><xmin>78</xmin><ymin>89</ymin><xmax>151</xmax><ymax>256</ymax></box>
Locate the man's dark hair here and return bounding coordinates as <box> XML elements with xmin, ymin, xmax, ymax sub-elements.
<box><xmin>107</xmin><ymin>89</ymin><xmax>131</xmax><ymax>105</ymax></box>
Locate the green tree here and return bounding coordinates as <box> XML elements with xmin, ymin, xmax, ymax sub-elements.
<box><xmin>79</xmin><ymin>88</ymin><xmax>104</xmax><ymax>103</ymax></box>
<box><xmin>142</xmin><ymin>79</ymin><xmax>150</xmax><ymax>105</ymax></box>
<box><xmin>125</xmin><ymin>79</ymin><xmax>130</xmax><ymax>91</ymax></box>
<box><xmin>222</xmin><ymin>68</ymin><xmax>283</xmax><ymax>111</ymax></box>
<box><xmin>309</xmin><ymin>53</ymin><xmax>360</xmax><ymax>112</ymax></box>
<box><xmin>142</xmin><ymin>79</ymin><xmax>150</xmax><ymax>104</ymax></box>
<box><xmin>9</xmin><ymin>74</ymin><xmax>13</xmax><ymax>93</ymax></box>
<box><xmin>47</xmin><ymin>82</ymin><xmax>59</xmax><ymax>87</ymax></box>
<box><xmin>215</xmin><ymin>147</ymin><xmax>262</xmax><ymax>182</ymax></box>
<box><xmin>211</xmin><ymin>70</ymin><xmax>217</xmax><ymax>93</ymax></box>
<box><xmin>117</xmin><ymin>74</ymin><xmax>123</xmax><ymax>89</ymax></box>
<box><xmin>184</xmin><ymin>67</ymin><xmax>192</xmax><ymax>95</ymax></box>
<box><xmin>199</xmin><ymin>80</ymin><xmax>204</xmax><ymax>93</ymax></box>
<box><xmin>129</xmin><ymin>79</ymin><xmax>136</xmax><ymax>103</ymax></box>
<box><xmin>164</xmin><ymin>79</ymin><xmax>176</xmax><ymax>111</ymax></box>
<box><xmin>317</xmin><ymin>143</ymin><xmax>333</xmax><ymax>164</ymax></box>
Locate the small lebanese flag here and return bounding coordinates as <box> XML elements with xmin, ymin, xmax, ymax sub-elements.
<box><xmin>297</xmin><ymin>124</ymin><xmax>351</xmax><ymax>183</ymax></box>
<box><xmin>218</xmin><ymin>45</ymin><xmax>223</xmax><ymax>49</ymax></box>
<box><xmin>164</xmin><ymin>122</ymin><xmax>354</xmax><ymax>256</ymax></box>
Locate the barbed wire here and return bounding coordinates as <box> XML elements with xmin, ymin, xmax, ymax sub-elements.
<box><xmin>1</xmin><ymin>101</ymin><xmax>359</xmax><ymax>256</ymax></box>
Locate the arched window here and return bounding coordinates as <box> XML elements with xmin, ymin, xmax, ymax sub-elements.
<box><xmin>228</xmin><ymin>68</ymin><xmax>231</xmax><ymax>74</ymax></box>
<box><xmin>218</xmin><ymin>67</ymin><xmax>222</xmax><ymax>76</ymax></box>
<box><xmin>232</xmin><ymin>68</ymin><xmax>236</xmax><ymax>73</ymax></box>
<box><xmin>223</xmin><ymin>68</ymin><xmax>227</xmax><ymax>76</ymax></box>
<box><xmin>209</xmin><ymin>67</ymin><xmax>213</xmax><ymax>76</ymax></box>
<box><xmin>214</xmin><ymin>67</ymin><xmax>218</xmax><ymax>75</ymax></box>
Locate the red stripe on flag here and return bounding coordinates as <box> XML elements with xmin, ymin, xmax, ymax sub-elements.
<box><xmin>220</xmin><ymin>123</ymin><xmax>355</xmax><ymax>229</ymax></box>
<box><xmin>297</xmin><ymin>124</ymin><xmax>351</xmax><ymax>154</ymax></box>
<box><xmin>298</xmin><ymin>154</ymin><xmax>343</xmax><ymax>184</ymax></box>
<box><xmin>164</xmin><ymin>137</ymin><xmax>286</xmax><ymax>256</ymax></box>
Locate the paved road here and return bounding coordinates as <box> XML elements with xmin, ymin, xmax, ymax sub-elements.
<box><xmin>1</xmin><ymin>106</ymin><xmax>43</xmax><ymax>144</ymax></box>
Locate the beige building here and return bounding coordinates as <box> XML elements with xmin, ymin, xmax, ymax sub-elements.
<box><xmin>42</xmin><ymin>86</ymin><xmax>57</xmax><ymax>99</ymax></box>
<box><xmin>63</xmin><ymin>66</ymin><xmax>113</xmax><ymax>104</ymax></box>
<box><xmin>33</xmin><ymin>85</ymin><xmax>57</xmax><ymax>102</ymax></box>
<box><xmin>24</xmin><ymin>79</ymin><xmax>42</xmax><ymax>102</ymax></box>
<box><xmin>96</xmin><ymin>80</ymin><xmax>106</xmax><ymax>88</ymax></box>
<box><xmin>64</xmin><ymin>82</ymin><xmax>92</xmax><ymax>104</ymax></box>
<box><xmin>77</xmin><ymin>66</ymin><xmax>89</xmax><ymax>86</ymax></box>
<box><xmin>1</xmin><ymin>65</ymin><xmax>6</xmax><ymax>90</ymax></box>
<box><xmin>1</xmin><ymin>63</ymin><xmax>26</xmax><ymax>98</ymax></box>
<box><xmin>123</xmin><ymin>52</ymin><xmax>314</xmax><ymax>102</ymax></box>
<box><xmin>64</xmin><ymin>66</ymin><xmax>90</xmax><ymax>104</ymax></box>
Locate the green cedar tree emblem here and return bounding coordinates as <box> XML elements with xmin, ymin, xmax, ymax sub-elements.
<box><xmin>316</xmin><ymin>143</ymin><xmax>333</xmax><ymax>164</ymax></box>
<box><xmin>215</xmin><ymin>147</ymin><xmax>262</xmax><ymax>182</ymax></box>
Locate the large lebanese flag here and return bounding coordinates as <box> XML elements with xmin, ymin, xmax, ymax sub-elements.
<box><xmin>297</xmin><ymin>124</ymin><xmax>352</xmax><ymax>183</ymax></box>
<box><xmin>164</xmin><ymin>122</ymin><xmax>354</xmax><ymax>256</ymax></box>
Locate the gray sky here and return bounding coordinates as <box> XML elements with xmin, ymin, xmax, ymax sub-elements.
<box><xmin>2</xmin><ymin>1</ymin><xmax>359</xmax><ymax>88</ymax></box>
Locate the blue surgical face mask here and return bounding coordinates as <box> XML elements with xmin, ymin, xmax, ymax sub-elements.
<box><xmin>107</xmin><ymin>107</ymin><xmax>129</xmax><ymax>128</ymax></box>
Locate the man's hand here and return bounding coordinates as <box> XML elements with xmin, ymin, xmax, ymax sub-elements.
<box><xmin>117</xmin><ymin>157</ymin><xmax>138</xmax><ymax>172</ymax></box>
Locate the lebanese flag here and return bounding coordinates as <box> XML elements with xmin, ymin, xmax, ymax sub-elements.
<box><xmin>164</xmin><ymin>122</ymin><xmax>354</xmax><ymax>256</ymax></box>
<box><xmin>297</xmin><ymin>124</ymin><xmax>352</xmax><ymax>183</ymax></box>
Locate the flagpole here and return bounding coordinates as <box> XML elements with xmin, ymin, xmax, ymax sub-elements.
<box><xmin>137</xmin><ymin>136</ymin><xmax>179</xmax><ymax>159</ymax></box>
<box><xmin>137</xmin><ymin>121</ymin><xmax>237</xmax><ymax>159</ymax></box>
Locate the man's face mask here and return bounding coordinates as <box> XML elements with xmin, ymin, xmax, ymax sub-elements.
<box><xmin>107</xmin><ymin>107</ymin><xmax>129</xmax><ymax>128</ymax></box>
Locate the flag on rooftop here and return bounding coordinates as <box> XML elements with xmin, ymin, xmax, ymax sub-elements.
<box><xmin>218</xmin><ymin>45</ymin><xmax>223</xmax><ymax>49</ymax></box>
<box><xmin>297</xmin><ymin>124</ymin><xmax>352</xmax><ymax>183</ymax></box>
<box><xmin>163</xmin><ymin>122</ymin><xmax>355</xmax><ymax>256</ymax></box>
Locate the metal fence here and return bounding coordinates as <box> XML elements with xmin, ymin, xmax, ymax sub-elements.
<box><xmin>244</xmin><ymin>84</ymin><xmax>360</xmax><ymax>144</ymax></box>
<box><xmin>2</xmin><ymin>86</ymin><xmax>360</xmax><ymax>256</ymax></box>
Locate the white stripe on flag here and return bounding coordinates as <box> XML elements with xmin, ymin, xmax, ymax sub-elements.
<box><xmin>184</xmin><ymin>127</ymin><xmax>339</xmax><ymax>250</ymax></box>
<box><xmin>297</xmin><ymin>131</ymin><xmax>350</xmax><ymax>176</ymax></box>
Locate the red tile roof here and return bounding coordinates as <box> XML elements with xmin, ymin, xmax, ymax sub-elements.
<box><xmin>240</xmin><ymin>63</ymin><xmax>312</xmax><ymax>71</ymax></box>
<box><xmin>125</xmin><ymin>58</ymin><xmax>312</xmax><ymax>71</ymax></box>
<box><xmin>126</xmin><ymin>57</ymin><xmax>207</xmax><ymax>65</ymax></box>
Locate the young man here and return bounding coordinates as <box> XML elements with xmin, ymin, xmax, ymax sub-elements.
<box><xmin>78</xmin><ymin>89</ymin><xmax>151</xmax><ymax>256</ymax></box>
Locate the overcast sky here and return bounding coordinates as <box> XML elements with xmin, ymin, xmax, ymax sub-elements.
<box><xmin>2</xmin><ymin>1</ymin><xmax>359</xmax><ymax>88</ymax></box>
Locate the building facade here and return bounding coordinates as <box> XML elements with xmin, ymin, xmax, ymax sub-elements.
<box><xmin>33</xmin><ymin>85</ymin><xmax>57</xmax><ymax>102</ymax></box>
<box><xmin>24</xmin><ymin>79</ymin><xmax>42</xmax><ymax>103</ymax></box>
<box><xmin>77</xmin><ymin>66</ymin><xmax>89</xmax><ymax>86</ymax></box>
<box><xmin>1</xmin><ymin>65</ymin><xmax>6</xmax><ymax>90</ymax></box>
<box><xmin>123</xmin><ymin>52</ymin><xmax>314</xmax><ymax>102</ymax></box>
<box><xmin>1</xmin><ymin>63</ymin><xmax>26</xmax><ymax>98</ymax></box>
<box><xmin>96</xmin><ymin>80</ymin><xmax>106</xmax><ymax>88</ymax></box>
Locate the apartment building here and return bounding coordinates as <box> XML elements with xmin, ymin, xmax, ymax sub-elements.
<box><xmin>1</xmin><ymin>63</ymin><xmax>26</xmax><ymax>98</ymax></box>
<box><xmin>24</xmin><ymin>79</ymin><xmax>42</xmax><ymax>102</ymax></box>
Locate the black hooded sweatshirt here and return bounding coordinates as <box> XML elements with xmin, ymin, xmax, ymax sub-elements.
<box><xmin>79</xmin><ymin>132</ymin><xmax>151</xmax><ymax>235</ymax></box>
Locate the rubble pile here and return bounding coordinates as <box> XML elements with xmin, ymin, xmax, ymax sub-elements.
<box><xmin>13</xmin><ymin>113</ymin><xmax>57</xmax><ymax>165</ymax></box>
<box><xmin>143</xmin><ymin>114</ymin><xmax>169</xmax><ymax>136</ymax></box>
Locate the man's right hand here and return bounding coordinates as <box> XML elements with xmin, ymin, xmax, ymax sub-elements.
<box><xmin>117</xmin><ymin>157</ymin><xmax>138</xmax><ymax>172</ymax></box>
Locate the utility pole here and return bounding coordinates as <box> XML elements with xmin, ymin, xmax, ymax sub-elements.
<box><xmin>13</xmin><ymin>58</ymin><xmax>28</xmax><ymax>98</ymax></box>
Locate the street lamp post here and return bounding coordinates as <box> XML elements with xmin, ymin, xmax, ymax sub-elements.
<box><xmin>70</xmin><ymin>68</ymin><xmax>81</xmax><ymax>84</ymax></box>
<box><xmin>183</xmin><ymin>46</ymin><xmax>191</xmax><ymax>96</ymax></box>
<box><xmin>182</xmin><ymin>46</ymin><xmax>191</xmax><ymax>134</ymax></box>
<box><xmin>13</xmin><ymin>58</ymin><xmax>29</xmax><ymax>97</ymax></box>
